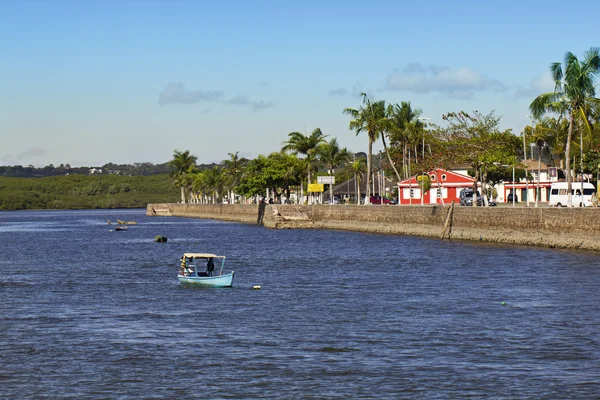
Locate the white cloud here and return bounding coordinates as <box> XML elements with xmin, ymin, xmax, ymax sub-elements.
<box><xmin>225</xmin><ymin>95</ymin><xmax>273</xmax><ymax>111</ymax></box>
<box><xmin>327</xmin><ymin>83</ymin><xmax>374</xmax><ymax>99</ymax></box>
<box><xmin>384</xmin><ymin>63</ymin><xmax>507</xmax><ymax>97</ymax></box>
<box><xmin>513</xmin><ymin>71</ymin><xmax>555</xmax><ymax>99</ymax></box>
<box><xmin>158</xmin><ymin>83</ymin><xmax>224</xmax><ymax>105</ymax></box>
<box><xmin>327</xmin><ymin>88</ymin><xmax>349</xmax><ymax>96</ymax></box>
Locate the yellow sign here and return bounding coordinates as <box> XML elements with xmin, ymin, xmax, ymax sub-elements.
<box><xmin>308</xmin><ymin>183</ymin><xmax>324</xmax><ymax>192</ymax></box>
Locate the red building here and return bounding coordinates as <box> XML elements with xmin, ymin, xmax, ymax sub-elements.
<box><xmin>397</xmin><ymin>168</ymin><xmax>475</xmax><ymax>205</ymax></box>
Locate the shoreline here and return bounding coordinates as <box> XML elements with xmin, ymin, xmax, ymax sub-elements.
<box><xmin>147</xmin><ymin>203</ymin><xmax>600</xmax><ymax>251</ymax></box>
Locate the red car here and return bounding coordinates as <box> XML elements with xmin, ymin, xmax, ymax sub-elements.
<box><xmin>369</xmin><ymin>196</ymin><xmax>396</xmax><ymax>205</ymax></box>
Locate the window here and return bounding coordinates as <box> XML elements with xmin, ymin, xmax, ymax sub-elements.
<box><xmin>430</xmin><ymin>174</ymin><xmax>436</xmax><ymax>181</ymax></box>
<box><xmin>441</xmin><ymin>174</ymin><xmax>447</xmax><ymax>181</ymax></box>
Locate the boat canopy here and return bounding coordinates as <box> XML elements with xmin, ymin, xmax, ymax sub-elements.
<box><xmin>183</xmin><ymin>253</ymin><xmax>225</xmax><ymax>259</ymax></box>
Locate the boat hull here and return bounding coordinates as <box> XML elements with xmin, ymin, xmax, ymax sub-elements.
<box><xmin>177</xmin><ymin>272</ymin><xmax>234</xmax><ymax>288</ymax></box>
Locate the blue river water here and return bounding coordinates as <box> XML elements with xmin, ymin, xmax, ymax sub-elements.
<box><xmin>1</xmin><ymin>209</ymin><xmax>599</xmax><ymax>399</ymax></box>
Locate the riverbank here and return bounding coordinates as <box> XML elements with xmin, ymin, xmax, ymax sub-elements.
<box><xmin>147</xmin><ymin>203</ymin><xmax>600</xmax><ymax>251</ymax></box>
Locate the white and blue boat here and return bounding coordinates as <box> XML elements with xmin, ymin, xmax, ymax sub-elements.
<box><xmin>177</xmin><ymin>253</ymin><xmax>234</xmax><ymax>288</ymax></box>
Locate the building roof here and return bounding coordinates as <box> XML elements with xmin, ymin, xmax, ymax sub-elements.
<box><xmin>398</xmin><ymin>168</ymin><xmax>474</xmax><ymax>187</ymax></box>
<box><xmin>331</xmin><ymin>174</ymin><xmax>396</xmax><ymax>196</ymax></box>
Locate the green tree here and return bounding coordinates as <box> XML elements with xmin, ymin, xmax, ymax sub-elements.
<box><xmin>168</xmin><ymin>149</ymin><xmax>197</xmax><ymax>203</ymax></box>
<box><xmin>236</xmin><ymin>155</ymin><xmax>269</xmax><ymax>199</ymax></box>
<box><xmin>530</xmin><ymin>47</ymin><xmax>600</xmax><ymax>207</ymax></box>
<box><xmin>281</xmin><ymin>128</ymin><xmax>327</xmax><ymax>201</ymax></box>
<box><xmin>318</xmin><ymin>138</ymin><xmax>350</xmax><ymax>201</ymax></box>
<box><xmin>439</xmin><ymin>111</ymin><xmax>520</xmax><ymax>206</ymax></box>
<box><xmin>344</xmin><ymin>93</ymin><xmax>387</xmax><ymax>204</ymax></box>
<box><xmin>222</xmin><ymin>151</ymin><xmax>247</xmax><ymax>203</ymax></box>
<box><xmin>347</xmin><ymin>157</ymin><xmax>366</xmax><ymax>204</ymax></box>
<box><xmin>385</xmin><ymin>101</ymin><xmax>424</xmax><ymax>180</ymax></box>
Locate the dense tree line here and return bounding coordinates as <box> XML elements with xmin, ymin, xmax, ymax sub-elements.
<box><xmin>0</xmin><ymin>174</ymin><xmax>178</xmax><ymax>210</ymax></box>
<box><xmin>0</xmin><ymin>162</ymin><xmax>177</xmax><ymax>178</ymax></box>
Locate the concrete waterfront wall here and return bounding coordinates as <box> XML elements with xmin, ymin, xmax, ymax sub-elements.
<box><xmin>147</xmin><ymin>203</ymin><xmax>261</xmax><ymax>224</ymax></box>
<box><xmin>147</xmin><ymin>203</ymin><xmax>600</xmax><ymax>251</ymax></box>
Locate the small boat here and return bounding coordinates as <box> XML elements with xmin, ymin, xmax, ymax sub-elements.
<box><xmin>115</xmin><ymin>226</ymin><xmax>128</xmax><ymax>231</ymax></box>
<box><xmin>154</xmin><ymin>235</ymin><xmax>168</xmax><ymax>243</ymax></box>
<box><xmin>178</xmin><ymin>253</ymin><xmax>234</xmax><ymax>288</ymax></box>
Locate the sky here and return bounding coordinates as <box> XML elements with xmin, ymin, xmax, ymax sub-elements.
<box><xmin>1</xmin><ymin>0</ymin><xmax>599</xmax><ymax>168</ymax></box>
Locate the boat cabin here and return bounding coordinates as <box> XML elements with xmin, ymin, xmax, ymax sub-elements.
<box><xmin>180</xmin><ymin>253</ymin><xmax>226</xmax><ymax>277</ymax></box>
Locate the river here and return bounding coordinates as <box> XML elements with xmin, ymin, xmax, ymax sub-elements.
<box><xmin>1</xmin><ymin>209</ymin><xmax>599</xmax><ymax>398</ymax></box>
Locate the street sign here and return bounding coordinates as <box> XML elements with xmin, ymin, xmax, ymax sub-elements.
<box><xmin>317</xmin><ymin>176</ymin><xmax>335</xmax><ymax>184</ymax></box>
<box><xmin>308</xmin><ymin>183</ymin><xmax>324</xmax><ymax>192</ymax></box>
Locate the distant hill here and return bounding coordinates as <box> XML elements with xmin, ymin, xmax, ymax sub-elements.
<box><xmin>0</xmin><ymin>174</ymin><xmax>179</xmax><ymax>210</ymax></box>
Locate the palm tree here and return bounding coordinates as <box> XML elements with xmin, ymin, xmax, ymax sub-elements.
<box><xmin>348</xmin><ymin>158</ymin><xmax>367</xmax><ymax>204</ymax></box>
<box><xmin>530</xmin><ymin>47</ymin><xmax>600</xmax><ymax>207</ymax></box>
<box><xmin>168</xmin><ymin>149</ymin><xmax>197</xmax><ymax>203</ymax></box>
<box><xmin>282</xmin><ymin>128</ymin><xmax>327</xmax><ymax>202</ymax></box>
<box><xmin>318</xmin><ymin>138</ymin><xmax>351</xmax><ymax>202</ymax></box>
<box><xmin>344</xmin><ymin>93</ymin><xmax>387</xmax><ymax>204</ymax></box>
<box><xmin>222</xmin><ymin>151</ymin><xmax>247</xmax><ymax>203</ymax></box>
<box><xmin>385</xmin><ymin>101</ymin><xmax>424</xmax><ymax>180</ymax></box>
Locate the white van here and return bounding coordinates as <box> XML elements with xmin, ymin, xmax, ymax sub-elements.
<box><xmin>549</xmin><ymin>182</ymin><xmax>595</xmax><ymax>207</ymax></box>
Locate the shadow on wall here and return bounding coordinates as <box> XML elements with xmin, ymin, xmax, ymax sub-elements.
<box><xmin>257</xmin><ymin>203</ymin><xmax>266</xmax><ymax>224</ymax></box>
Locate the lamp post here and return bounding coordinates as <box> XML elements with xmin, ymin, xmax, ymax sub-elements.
<box><xmin>512</xmin><ymin>165</ymin><xmax>516</xmax><ymax>208</ymax></box>
<box><xmin>580</xmin><ymin>129</ymin><xmax>584</xmax><ymax>195</ymax></box>
<box><xmin>417</xmin><ymin>117</ymin><xmax>430</xmax><ymax>206</ymax></box>
<box><xmin>597</xmin><ymin>163</ymin><xmax>600</xmax><ymax>194</ymax></box>
<box><xmin>526</xmin><ymin>115</ymin><xmax>535</xmax><ymax>207</ymax></box>
<box><xmin>534</xmin><ymin>141</ymin><xmax>545</xmax><ymax>208</ymax></box>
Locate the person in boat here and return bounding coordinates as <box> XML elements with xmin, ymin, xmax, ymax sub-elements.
<box><xmin>206</xmin><ymin>257</ymin><xmax>215</xmax><ymax>276</ymax></box>
<box><xmin>180</xmin><ymin>257</ymin><xmax>187</xmax><ymax>276</ymax></box>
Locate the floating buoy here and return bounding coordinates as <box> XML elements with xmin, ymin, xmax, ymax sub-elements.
<box><xmin>253</xmin><ymin>285</ymin><xmax>261</xmax><ymax>290</ymax></box>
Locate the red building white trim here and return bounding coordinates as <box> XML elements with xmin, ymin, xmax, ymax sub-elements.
<box><xmin>397</xmin><ymin>168</ymin><xmax>475</xmax><ymax>205</ymax></box>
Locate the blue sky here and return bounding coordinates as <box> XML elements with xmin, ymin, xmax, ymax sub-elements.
<box><xmin>1</xmin><ymin>0</ymin><xmax>599</xmax><ymax>167</ymax></box>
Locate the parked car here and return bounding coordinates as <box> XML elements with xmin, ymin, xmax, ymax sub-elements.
<box><xmin>325</xmin><ymin>196</ymin><xmax>341</xmax><ymax>205</ymax></box>
<box><xmin>459</xmin><ymin>189</ymin><xmax>476</xmax><ymax>206</ymax></box>
<box><xmin>460</xmin><ymin>188</ymin><xmax>496</xmax><ymax>206</ymax></box>
<box><xmin>507</xmin><ymin>193</ymin><xmax>518</xmax><ymax>203</ymax></box>
<box><xmin>369</xmin><ymin>196</ymin><xmax>396</xmax><ymax>205</ymax></box>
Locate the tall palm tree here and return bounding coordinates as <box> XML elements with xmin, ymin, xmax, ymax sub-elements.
<box><xmin>344</xmin><ymin>93</ymin><xmax>387</xmax><ymax>204</ymax></box>
<box><xmin>385</xmin><ymin>101</ymin><xmax>424</xmax><ymax>180</ymax></box>
<box><xmin>168</xmin><ymin>149</ymin><xmax>197</xmax><ymax>203</ymax></box>
<box><xmin>282</xmin><ymin>128</ymin><xmax>327</xmax><ymax>201</ymax></box>
<box><xmin>530</xmin><ymin>47</ymin><xmax>600</xmax><ymax>207</ymax></box>
<box><xmin>318</xmin><ymin>138</ymin><xmax>351</xmax><ymax>202</ymax></box>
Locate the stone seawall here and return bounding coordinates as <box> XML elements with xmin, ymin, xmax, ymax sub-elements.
<box><xmin>147</xmin><ymin>203</ymin><xmax>260</xmax><ymax>224</ymax></box>
<box><xmin>147</xmin><ymin>203</ymin><xmax>600</xmax><ymax>251</ymax></box>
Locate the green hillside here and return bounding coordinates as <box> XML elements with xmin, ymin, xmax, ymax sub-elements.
<box><xmin>0</xmin><ymin>174</ymin><xmax>179</xmax><ymax>210</ymax></box>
